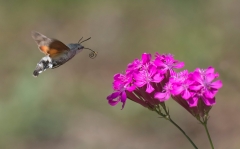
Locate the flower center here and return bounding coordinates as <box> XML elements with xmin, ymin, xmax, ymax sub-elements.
<box><xmin>144</xmin><ymin>72</ymin><xmax>152</xmax><ymax>83</ymax></box>
<box><xmin>202</xmin><ymin>79</ymin><xmax>211</xmax><ymax>90</ymax></box>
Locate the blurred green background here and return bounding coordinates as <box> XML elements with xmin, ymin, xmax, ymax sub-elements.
<box><xmin>0</xmin><ymin>0</ymin><xmax>239</xmax><ymax>149</ymax></box>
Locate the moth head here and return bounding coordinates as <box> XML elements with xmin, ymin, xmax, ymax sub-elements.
<box><xmin>72</xmin><ymin>37</ymin><xmax>91</xmax><ymax>52</ymax></box>
<box><xmin>67</xmin><ymin>43</ymin><xmax>84</xmax><ymax>52</ymax></box>
<box><xmin>68</xmin><ymin>37</ymin><xmax>97</xmax><ymax>58</ymax></box>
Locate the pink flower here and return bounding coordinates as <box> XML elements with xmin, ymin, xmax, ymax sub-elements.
<box><xmin>107</xmin><ymin>73</ymin><xmax>135</xmax><ymax>109</ymax></box>
<box><xmin>189</xmin><ymin>67</ymin><xmax>222</xmax><ymax>106</ymax></box>
<box><xmin>171</xmin><ymin>70</ymin><xmax>194</xmax><ymax>100</ymax></box>
<box><xmin>107</xmin><ymin>91</ymin><xmax>127</xmax><ymax>109</ymax></box>
<box><xmin>126</xmin><ymin>53</ymin><xmax>152</xmax><ymax>75</ymax></box>
<box><xmin>134</xmin><ymin>65</ymin><xmax>163</xmax><ymax>93</ymax></box>
<box><xmin>154</xmin><ymin>53</ymin><xmax>184</xmax><ymax>75</ymax></box>
<box><xmin>107</xmin><ymin>53</ymin><xmax>169</xmax><ymax>109</ymax></box>
<box><xmin>171</xmin><ymin>67</ymin><xmax>223</xmax><ymax>117</ymax></box>
<box><xmin>106</xmin><ymin>52</ymin><xmax>222</xmax><ymax>114</ymax></box>
<box><xmin>154</xmin><ymin>82</ymin><xmax>173</xmax><ymax>102</ymax></box>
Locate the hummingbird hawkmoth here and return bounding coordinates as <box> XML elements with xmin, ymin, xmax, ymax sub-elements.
<box><xmin>31</xmin><ymin>31</ymin><xmax>97</xmax><ymax>77</ymax></box>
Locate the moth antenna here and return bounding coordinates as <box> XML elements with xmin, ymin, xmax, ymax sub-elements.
<box><xmin>80</xmin><ymin>37</ymin><xmax>91</xmax><ymax>43</ymax></box>
<box><xmin>78</xmin><ymin>37</ymin><xmax>83</xmax><ymax>43</ymax></box>
<box><xmin>83</xmin><ymin>48</ymin><xmax>97</xmax><ymax>59</ymax></box>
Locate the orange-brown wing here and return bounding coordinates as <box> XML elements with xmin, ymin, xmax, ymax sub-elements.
<box><xmin>31</xmin><ymin>31</ymin><xmax>70</xmax><ymax>57</ymax></box>
<box><xmin>47</xmin><ymin>40</ymin><xmax>70</xmax><ymax>58</ymax></box>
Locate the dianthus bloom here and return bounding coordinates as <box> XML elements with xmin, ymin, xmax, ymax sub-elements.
<box><xmin>170</xmin><ymin>67</ymin><xmax>222</xmax><ymax>117</ymax></box>
<box><xmin>107</xmin><ymin>53</ymin><xmax>222</xmax><ymax>117</ymax></box>
<box><xmin>107</xmin><ymin>53</ymin><xmax>184</xmax><ymax>109</ymax></box>
<box><xmin>106</xmin><ymin>52</ymin><xmax>222</xmax><ymax>149</ymax></box>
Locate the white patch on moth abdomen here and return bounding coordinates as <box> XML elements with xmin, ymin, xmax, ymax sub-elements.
<box><xmin>38</xmin><ymin>63</ymin><xmax>43</xmax><ymax>67</ymax></box>
<box><xmin>48</xmin><ymin>63</ymin><xmax>53</xmax><ymax>68</ymax></box>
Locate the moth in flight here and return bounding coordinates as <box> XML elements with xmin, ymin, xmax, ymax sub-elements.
<box><xmin>31</xmin><ymin>31</ymin><xmax>97</xmax><ymax>77</ymax></box>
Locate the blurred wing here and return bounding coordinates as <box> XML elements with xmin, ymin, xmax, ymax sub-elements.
<box><xmin>31</xmin><ymin>31</ymin><xmax>70</xmax><ymax>58</ymax></box>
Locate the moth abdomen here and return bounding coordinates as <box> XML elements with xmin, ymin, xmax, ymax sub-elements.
<box><xmin>33</xmin><ymin>56</ymin><xmax>53</xmax><ymax>77</ymax></box>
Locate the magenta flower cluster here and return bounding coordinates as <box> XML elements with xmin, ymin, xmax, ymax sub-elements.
<box><xmin>107</xmin><ymin>53</ymin><xmax>222</xmax><ymax>111</ymax></box>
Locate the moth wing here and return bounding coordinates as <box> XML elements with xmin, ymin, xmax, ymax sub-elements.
<box><xmin>48</xmin><ymin>40</ymin><xmax>70</xmax><ymax>58</ymax></box>
<box><xmin>31</xmin><ymin>31</ymin><xmax>70</xmax><ymax>57</ymax></box>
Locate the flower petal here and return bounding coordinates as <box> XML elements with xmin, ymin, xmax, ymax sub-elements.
<box><xmin>113</xmin><ymin>81</ymin><xmax>122</xmax><ymax>90</ymax></box>
<box><xmin>121</xmin><ymin>91</ymin><xmax>127</xmax><ymax>109</ymax></box>
<box><xmin>204</xmin><ymin>89</ymin><xmax>216</xmax><ymax>98</ymax></box>
<box><xmin>152</xmin><ymin>73</ymin><xmax>164</xmax><ymax>83</ymax></box>
<box><xmin>134</xmin><ymin>73</ymin><xmax>144</xmax><ymax>81</ymax></box>
<box><xmin>164</xmin><ymin>92</ymin><xmax>171</xmax><ymax>101</ymax></box>
<box><xmin>172</xmin><ymin>86</ymin><xmax>184</xmax><ymax>95</ymax></box>
<box><xmin>146</xmin><ymin>83</ymin><xmax>154</xmax><ymax>93</ymax></box>
<box><xmin>189</xmin><ymin>84</ymin><xmax>202</xmax><ymax>91</ymax></box>
<box><xmin>107</xmin><ymin>92</ymin><xmax>120</xmax><ymax>100</ymax></box>
<box><xmin>108</xmin><ymin>98</ymin><xmax>120</xmax><ymax>106</ymax></box>
<box><xmin>120</xmin><ymin>92</ymin><xmax>126</xmax><ymax>101</ymax></box>
<box><xmin>206</xmin><ymin>74</ymin><xmax>215</xmax><ymax>82</ymax></box>
<box><xmin>142</xmin><ymin>53</ymin><xmax>151</xmax><ymax>64</ymax></box>
<box><xmin>155</xmin><ymin>92</ymin><xmax>165</xmax><ymax>99</ymax></box>
<box><xmin>182</xmin><ymin>89</ymin><xmax>191</xmax><ymax>100</ymax></box>
<box><xmin>202</xmin><ymin>96</ymin><xmax>216</xmax><ymax>106</ymax></box>
<box><xmin>187</xmin><ymin>97</ymin><xmax>198</xmax><ymax>107</ymax></box>
<box><xmin>155</xmin><ymin>92</ymin><xmax>170</xmax><ymax>101</ymax></box>
<box><xmin>205</xmin><ymin>66</ymin><xmax>214</xmax><ymax>74</ymax></box>
<box><xmin>174</xmin><ymin>61</ymin><xmax>184</xmax><ymax>69</ymax></box>
<box><xmin>148</xmin><ymin>65</ymin><xmax>157</xmax><ymax>76</ymax></box>
<box><xmin>126</xmin><ymin>85</ymin><xmax>136</xmax><ymax>92</ymax></box>
<box><xmin>113</xmin><ymin>73</ymin><xmax>123</xmax><ymax>81</ymax></box>
<box><xmin>192</xmin><ymin>72</ymin><xmax>202</xmax><ymax>83</ymax></box>
<box><xmin>135</xmin><ymin>80</ymin><xmax>146</xmax><ymax>87</ymax></box>
<box><xmin>210</xmin><ymin>80</ymin><xmax>223</xmax><ymax>89</ymax></box>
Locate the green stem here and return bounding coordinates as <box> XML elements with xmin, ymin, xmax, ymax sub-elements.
<box><xmin>168</xmin><ymin>117</ymin><xmax>198</xmax><ymax>149</ymax></box>
<box><xmin>154</xmin><ymin>107</ymin><xmax>198</xmax><ymax>148</ymax></box>
<box><xmin>203</xmin><ymin>122</ymin><xmax>214</xmax><ymax>149</ymax></box>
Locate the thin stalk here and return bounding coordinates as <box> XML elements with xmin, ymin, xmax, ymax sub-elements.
<box><xmin>155</xmin><ymin>108</ymin><xmax>198</xmax><ymax>149</ymax></box>
<box><xmin>168</xmin><ymin>117</ymin><xmax>198</xmax><ymax>149</ymax></box>
<box><xmin>203</xmin><ymin>122</ymin><xmax>214</xmax><ymax>149</ymax></box>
